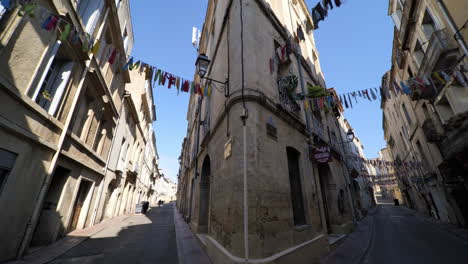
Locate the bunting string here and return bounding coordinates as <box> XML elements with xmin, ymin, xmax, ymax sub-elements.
<box><xmin>9</xmin><ymin>1</ymin><xmax>467</xmax><ymax>104</ymax></box>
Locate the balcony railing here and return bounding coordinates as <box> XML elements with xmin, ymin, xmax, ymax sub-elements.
<box><xmin>277</xmin><ymin>77</ymin><xmax>301</xmax><ymax>117</ymax></box>
<box><xmin>417</xmin><ymin>29</ymin><xmax>459</xmax><ymax>77</ymax></box>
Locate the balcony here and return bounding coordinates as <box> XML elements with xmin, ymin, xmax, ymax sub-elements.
<box><xmin>277</xmin><ymin>77</ymin><xmax>301</xmax><ymax>117</ymax></box>
<box><xmin>417</xmin><ymin>29</ymin><xmax>459</xmax><ymax>77</ymax></box>
<box><xmin>422</xmin><ymin>119</ymin><xmax>440</xmax><ymax>143</ymax></box>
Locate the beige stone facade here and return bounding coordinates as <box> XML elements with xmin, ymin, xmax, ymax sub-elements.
<box><xmin>176</xmin><ymin>1</ymin><xmax>373</xmax><ymax>263</ymax></box>
<box><xmin>383</xmin><ymin>0</ymin><xmax>468</xmax><ymax>226</ymax></box>
<box><xmin>0</xmin><ymin>0</ymin><xmax>160</xmax><ymax>262</ymax></box>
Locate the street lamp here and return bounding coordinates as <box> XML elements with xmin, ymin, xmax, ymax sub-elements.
<box><xmin>195</xmin><ymin>53</ymin><xmax>229</xmax><ymax>97</ymax></box>
<box><xmin>346</xmin><ymin>129</ymin><xmax>355</xmax><ymax>142</ymax></box>
<box><xmin>195</xmin><ymin>54</ymin><xmax>210</xmax><ymax>78</ymax></box>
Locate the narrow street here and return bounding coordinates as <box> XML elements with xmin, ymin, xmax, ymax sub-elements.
<box><xmin>323</xmin><ymin>194</ymin><xmax>468</xmax><ymax>264</ymax></box>
<box><xmin>49</xmin><ymin>204</ymin><xmax>179</xmax><ymax>264</ymax></box>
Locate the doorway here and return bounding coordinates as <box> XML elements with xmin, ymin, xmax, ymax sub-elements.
<box><xmin>318</xmin><ymin>164</ymin><xmax>332</xmax><ymax>233</ymax></box>
<box><xmin>31</xmin><ymin>166</ymin><xmax>70</xmax><ymax>247</ymax></box>
<box><xmin>198</xmin><ymin>156</ymin><xmax>211</xmax><ymax>233</ymax></box>
<box><xmin>69</xmin><ymin>179</ymin><xmax>92</xmax><ymax>232</ymax></box>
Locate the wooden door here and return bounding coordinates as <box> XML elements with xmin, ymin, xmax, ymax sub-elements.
<box><xmin>69</xmin><ymin>180</ymin><xmax>91</xmax><ymax>232</ymax></box>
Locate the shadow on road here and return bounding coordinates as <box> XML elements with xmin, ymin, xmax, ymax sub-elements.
<box><xmin>50</xmin><ymin>204</ymin><xmax>179</xmax><ymax>264</ymax></box>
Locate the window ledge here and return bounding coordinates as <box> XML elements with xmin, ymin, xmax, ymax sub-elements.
<box><xmin>294</xmin><ymin>225</ymin><xmax>310</xmax><ymax>232</ymax></box>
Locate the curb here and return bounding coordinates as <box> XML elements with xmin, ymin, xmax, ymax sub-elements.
<box><xmin>354</xmin><ymin>208</ymin><xmax>376</xmax><ymax>264</ymax></box>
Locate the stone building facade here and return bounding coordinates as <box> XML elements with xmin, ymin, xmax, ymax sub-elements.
<box><xmin>0</xmin><ymin>0</ymin><xmax>160</xmax><ymax>262</ymax></box>
<box><xmin>176</xmin><ymin>0</ymin><xmax>372</xmax><ymax>263</ymax></box>
<box><xmin>382</xmin><ymin>0</ymin><xmax>467</xmax><ymax>226</ymax></box>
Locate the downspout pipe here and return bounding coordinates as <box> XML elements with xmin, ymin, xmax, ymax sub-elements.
<box><xmin>436</xmin><ymin>0</ymin><xmax>468</xmax><ymax>56</ymax></box>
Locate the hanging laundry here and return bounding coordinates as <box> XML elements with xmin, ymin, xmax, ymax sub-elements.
<box><xmin>91</xmin><ymin>39</ymin><xmax>101</xmax><ymax>54</ymax></box>
<box><xmin>362</xmin><ymin>89</ymin><xmax>371</xmax><ymax>100</ymax></box>
<box><xmin>108</xmin><ymin>48</ymin><xmax>117</xmax><ymax>64</ymax></box>
<box><xmin>18</xmin><ymin>3</ymin><xmax>36</xmax><ymax>17</ymax></box>
<box><xmin>297</xmin><ymin>25</ymin><xmax>305</xmax><ymax>41</ymax></box>
<box><xmin>344</xmin><ymin>94</ymin><xmax>349</xmax><ymax>108</ymax></box>
<box><xmin>370</xmin><ymin>88</ymin><xmax>378</xmax><ymax>99</ymax></box>
<box><xmin>373</xmin><ymin>87</ymin><xmax>379</xmax><ymax>98</ymax></box>
<box><xmin>191</xmin><ymin>81</ymin><xmax>196</xmax><ymax>94</ymax></box>
<box><xmin>182</xmin><ymin>80</ymin><xmax>190</xmax><ymax>92</ymax></box>
<box><xmin>392</xmin><ymin>81</ymin><xmax>402</xmax><ymax>94</ymax></box>
<box><xmin>82</xmin><ymin>36</ymin><xmax>90</xmax><ymax>53</ymax></box>
<box><xmin>168</xmin><ymin>75</ymin><xmax>176</xmax><ymax>88</ymax></box>
<box><xmin>334</xmin><ymin>0</ymin><xmax>342</xmax><ymax>7</ymax></box>
<box><xmin>433</xmin><ymin>72</ymin><xmax>446</xmax><ymax>85</ymax></box>
<box><xmin>131</xmin><ymin>60</ymin><xmax>140</xmax><ymax>70</ymax></box>
<box><xmin>400</xmin><ymin>81</ymin><xmax>411</xmax><ymax>95</ymax></box>
<box><xmin>311</xmin><ymin>3</ymin><xmax>327</xmax><ymax>30</ymax></box>
<box><xmin>304</xmin><ymin>100</ymin><xmax>310</xmax><ymax>110</ymax></box>
<box><xmin>322</xmin><ymin>0</ymin><xmax>334</xmax><ymax>10</ymax></box>
<box><xmin>122</xmin><ymin>57</ymin><xmax>133</xmax><ymax>71</ymax></box>
<box><xmin>455</xmin><ymin>71</ymin><xmax>468</xmax><ymax>87</ymax></box>
<box><xmin>208</xmin><ymin>83</ymin><xmax>212</xmax><ymax>97</ymax></box>
<box><xmin>145</xmin><ymin>66</ymin><xmax>152</xmax><ymax>80</ymax></box>
<box><xmin>351</xmin><ymin>91</ymin><xmax>358</xmax><ymax>103</ymax></box>
<box><xmin>339</xmin><ymin>95</ymin><xmax>344</xmax><ymax>105</ymax></box>
<box><xmin>1</xmin><ymin>0</ymin><xmax>11</xmax><ymax>10</ymax></box>
<box><xmin>347</xmin><ymin>93</ymin><xmax>353</xmax><ymax>108</ymax></box>
<box><xmin>358</xmin><ymin>90</ymin><xmax>362</xmax><ymax>97</ymax></box>
<box><xmin>153</xmin><ymin>68</ymin><xmax>162</xmax><ymax>82</ymax></box>
<box><xmin>440</xmin><ymin>71</ymin><xmax>451</xmax><ymax>82</ymax></box>
<box><xmin>71</xmin><ymin>29</ymin><xmax>80</xmax><ymax>44</ymax></box>
<box><xmin>159</xmin><ymin>72</ymin><xmax>167</xmax><ymax>86</ymax></box>
<box><xmin>176</xmin><ymin>77</ymin><xmax>181</xmax><ymax>90</ymax></box>
<box><xmin>46</xmin><ymin>16</ymin><xmax>59</xmax><ymax>31</ymax></box>
<box><xmin>42</xmin><ymin>15</ymin><xmax>53</xmax><ymax>30</ymax></box>
<box><xmin>59</xmin><ymin>23</ymin><xmax>71</xmax><ymax>41</ymax></box>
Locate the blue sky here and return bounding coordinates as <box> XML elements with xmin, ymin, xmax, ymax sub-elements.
<box><xmin>129</xmin><ymin>0</ymin><xmax>394</xmax><ymax>183</ymax></box>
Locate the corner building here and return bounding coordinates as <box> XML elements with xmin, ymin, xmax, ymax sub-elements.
<box><xmin>177</xmin><ymin>1</ymin><xmax>362</xmax><ymax>263</ymax></box>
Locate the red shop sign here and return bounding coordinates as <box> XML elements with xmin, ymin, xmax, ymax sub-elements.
<box><xmin>313</xmin><ymin>146</ymin><xmax>332</xmax><ymax>163</ymax></box>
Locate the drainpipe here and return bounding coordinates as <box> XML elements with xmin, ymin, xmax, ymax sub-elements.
<box><xmin>436</xmin><ymin>0</ymin><xmax>468</xmax><ymax>56</ymax></box>
<box><xmin>90</xmin><ymin>91</ymin><xmax>131</xmax><ymax>225</ymax></box>
<box><xmin>17</xmin><ymin>9</ymin><xmax>110</xmax><ymax>258</ymax></box>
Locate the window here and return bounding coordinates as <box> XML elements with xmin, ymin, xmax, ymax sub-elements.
<box><xmin>391</xmin><ymin>0</ymin><xmax>404</xmax><ymax>30</ymax></box>
<box><xmin>0</xmin><ymin>1</ymin><xmax>10</xmax><ymax>21</ymax></box>
<box><xmin>115</xmin><ymin>0</ymin><xmax>123</xmax><ymax>9</ymax></box>
<box><xmin>29</xmin><ymin>41</ymin><xmax>74</xmax><ymax>116</ymax></box>
<box><xmin>0</xmin><ymin>148</ymin><xmax>17</xmax><ymax>196</ymax></box>
<box><xmin>422</xmin><ymin>9</ymin><xmax>437</xmax><ymax>41</ymax></box>
<box><xmin>117</xmin><ymin>138</ymin><xmax>127</xmax><ymax>171</ymax></box>
<box><xmin>77</xmin><ymin>0</ymin><xmax>104</xmax><ymax>34</ymax></box>
<box><xmin>400</xmin><ymin>131</ymin><xmax>408</xmax><ymax>151</ymax></box>
<box><xmin>286</xmin><ymin>147</ymin><xmax>306</xmax><ymax>226</ymax></box>
<box><xmin>123</xmin><ymin>28</ymin><xmax>129</xmax><ymax>53</ymax></box>
<box><xmin>414</xmin><ymin>40</ymin><xmax>425</xmax><ymax>67</ymax></box>
<box><xmin>416</xmin><ymin>141</ymin><xmax>430</xmax><ymax>171</ymax></box>
<box><xmin>402</xmin><ymin>103</ymin><xmax>412</xmax><ymax>125</ymax></box>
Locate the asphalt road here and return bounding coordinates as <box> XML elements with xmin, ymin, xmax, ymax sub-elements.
<box><xmin>360</xmin><ymin>203</ymin><xmax>468</xmax><ymax>264</ymax></box>
<box><xmin>50</xmin><ymin>204</ymin><xmax>179</xmax><ymax>264</ymax></box>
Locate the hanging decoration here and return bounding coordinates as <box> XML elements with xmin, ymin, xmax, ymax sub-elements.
<box><xmin>13</xmin><ymin>2</ymin><xmax>468</xmax><ymax>104</ymax></box>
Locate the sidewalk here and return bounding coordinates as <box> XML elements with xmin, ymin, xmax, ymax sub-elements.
<box><xmin>8</xmin><ymin>203</ymin><xmax>211</xmax><ymax>264</ymax></box>
<box><xmin>174</xmin><ymin>207</ymin><xmax>212</xmax><ymax>264</ymax></box>
<box><xmin>319</xmin><ymin>207</ymin><xmax>377</xmax><ymax>264</ymax></box>
<box><xmin>8</xmin><ymin>214</ymin><xmax>132</xmax><ymax>264</ymax></box>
